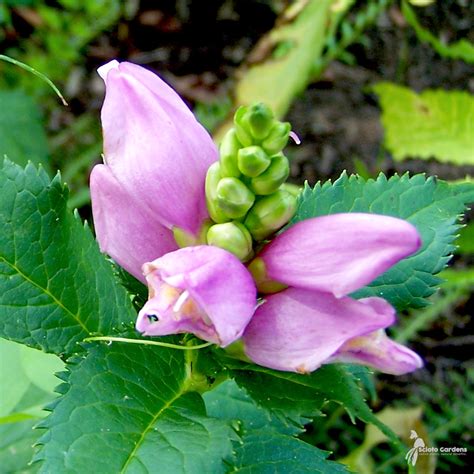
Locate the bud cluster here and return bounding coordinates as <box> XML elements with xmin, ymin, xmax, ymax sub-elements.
<box><xmin>205</xmin><ymin>103</ymin><xmax>297</xmax><ymax>261</ymax></box>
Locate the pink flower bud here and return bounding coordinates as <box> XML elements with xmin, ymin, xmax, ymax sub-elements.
<box><xmin>256</xmin><ymin>213</ymin><xmax>421</xmax><ymax>297</ymax></box>
<box><xmin>242</xmin><ymin>287</ymin><xmax>422</xmax><ymax>375</ymax></box>
<box><xmin>136</xmin><ymin>246</ymin><xmax>257</xmax><ymax>346</ymax></box>
<box><xmin>91</xmin><ymin>60</ymin><xmax>218</xmax><ymax>279</ymax></box>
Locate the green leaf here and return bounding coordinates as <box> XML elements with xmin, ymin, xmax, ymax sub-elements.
<box><xmin>36</xmin><ymin>343</ymin><xmax>235</xmax><ymax>473</ymax></box>
<box><xmin>0</xmin><ymin>419</ymin><xmax>40</xmax><ymax>473</ymax></box>
<box><xmin>290</xmin><ymin>173</ymin><xmax>474</xmax><ymax>310</ymax></box>
<box><xmin>0</xmin><ymin>160</ymin><xmax>136</xmax><ymax>355</ymax></box>
<box><xmin>402</xmin><ymin>1</ymin><xmax>474</xmax><ymax>63</ymax></box>
<box><xmin>0</xmin><ymin>338</ymin><xmax>31</xmax><ymax>417</ymax></box>
<box><xmin>204</xmin><ymin>379</ymin><xmax>302</xmax><ymax>436</ymax></box>
<box><xmin>373</xmin><ymin>83</ymin><xmax>474</xmax><ymax>165</ymax></box>
<box><xmin>205</xmin><ymin>380</ymin><xmax>350</xmax><ymax>473</ymax></box>
<box><xmin>456</xmin><ymin>223</ymin><xmax>474</xmax><ymax>255</ymax></box>
<box><xmin>232</xmin><ymin>432</ymin><xmax>349</xmax><ymax>473</ymax></box>
<box><xmin>0</xmin><ymin>339</ymin><xmax>64</xmax><ymax>472</ymax></box>
<box><xmin>0</xmin><ymin>338</ymin><xmax>64</xmax><ymax>419</ymax></box>
<box><xmin>226</xmin><ymin>359</ymin><xmax>400</xmax><ymax>451</ymax></box>
<box><xmin>0</xmin><ymin>90</ymin><xmax>51</xmax><ymax>174</ymax></box>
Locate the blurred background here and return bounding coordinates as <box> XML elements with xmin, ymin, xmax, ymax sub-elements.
<box><xmin>0</xmin><ymin>1</ymin><xmax>473</xmax><ymax>472</ymax></box>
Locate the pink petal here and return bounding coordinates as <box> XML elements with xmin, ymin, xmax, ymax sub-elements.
<box><xmin>90</xmin><ymin>164</ymin><xmax>177</xmax><ymax>282</ymax></box>
<box><xmin>98</xmin><ymin>60</ymin><xmax>217</xmax><ymax>235</ymax></box>
<box><xmin>136</xmin><ymin>246</ymin><xmax>257</xmax><ymax>346</ymax></box>
<box><xmin>259</xmin><ymin>213</ymin><xmax>421</xmax><ymax>297</ymax></box>
<box><xmin>242</xmin><ymin>287</ymin><xmax>396</xmax><ymax>373</ymax></box>
<box><xmin>332</xmin><ymin>329</ymin><xmax>423</xmax><ymax>375</ymax></box>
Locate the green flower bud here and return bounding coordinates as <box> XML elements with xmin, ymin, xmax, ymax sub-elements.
<box><xmin>262</xmin><ymin>121</ymin><xmax>291</xmax><ymax>155</ymax></box>
<box><xmin>205</xmin><ymin>162</ymin><xmax>230</xmax><ymax>223</ymax></box>
<box><xmin>207</xmin><ymin>222</ymin><xmax>253</xmax><ymax>261</ymax></box>
<box><xmin>249</xmin><ymin>152</ymin><xmax>290</xmax><ymax>195</ymax></box>
<box><xmin>237</xmin><ymin>146</ymin><xmax>271</xmax><ymax>177</ymax></box>
<box><xmin>216</xmin><ymin>177</ymin><xmax>255</xmax><ymax>219</ymax></box>
<box><xmin>246</xmin><ymin>103</ymin><xmax>274</xmax><ymax>140</ymax></box>
<box><xmin>219</xmin><ymin>129</ymin><xmax>241</xmax><ymax>177</ymax></box>
<box><xmin>244</xmin><ymin>190</ymin><xmax>297</xmax><ymax>241</ymax></box>
<box><xmin>234</xmin><ymin>106</ymin><xmax>253</xmax><ymax>147</ymax></box>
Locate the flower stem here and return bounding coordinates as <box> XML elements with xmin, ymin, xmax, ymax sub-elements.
<box><xmin>83</xmin><ymin>336</ymin><xmax>213</xmax><ymax>350</ymax></box>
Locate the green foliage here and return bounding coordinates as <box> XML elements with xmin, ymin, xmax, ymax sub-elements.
<box><xmin>290</xmin><ymin>173</ymin><xmax>474</xmax><ymax>310</ymax></box>
<box><xmin>1</xmin><ymin>1</ymin><xmax>122</xmax><ymax>96</ymax></box>
<box><xmin>233</xmin><ymin>432</ymin><xmax>349</xmax><ymax>473</ymax></box>
<box><xmin>0</xmin><ymin>339</ymin><xmax>63</xmax><ymax>472</ymax></box>
<box><xmin>373</xmin><ymin>83</ymin><xmax>474</xmax><ymax>165</ymax></box>
<box><xmin>204</xmin><ymin>379</ymin><xmax>302</xmax><ymax>436</ymax></box>
<box><xmin>0</xmin><ymin>160</ymin><xmax>136</xmax><ymax>355</ymax></box>
<box><xmin>224</xmin><ymin>359</ymin><xmax>401</xmax><ymax>451</ymax></box>
<box><xmin>0</xmin><ymin>419</ymin><xmax>40</xmax><ymax>473</ymax></box>
<box><xmin>204</xmin><ymin>380</ymin><xmax>350</xmax><ymax>473</ymax></box>
<box><xmin>394</xmin><ymin>267</ymin><xmax>473</xmax><ymax>344</ymax></box>
<box><xmin>417</xmin><ymin>368</ymin><xmax>474</xmax><ymax>472</ymax></box>
<box><xmin>402</xmin><ymin>1</ymin><xmax>474</xmax><ymax>63</ymax></box>
<box><xmin>456</xmin><ymin>223</ymin><xmax>474</xmax><ymax>255</ymax></box>
<box><xmin>0</xmin><ymin>339</ymin><xmax>63</xmax><ymax>420</ymax></box>
<box><xmin>313</xmin><ymin>0</ymin><xmax>393</xmax><ymax>77</ymax></box>
<box><xmin>36</xmin><ymin>343</ymin><xmax>235</xmax><ymax>474</ymax></box>
<box><xmin>0</xmin><ymin>90</ymin><xmax>51</xmax><ymax>174</ymax></box>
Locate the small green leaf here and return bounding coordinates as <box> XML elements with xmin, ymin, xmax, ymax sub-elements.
<box><xmin>0</xmin><ymin>90</ymin><xmax>51</xmax><ymax>173</ymax></box>
<box><xmin>290</xmin><ymin>173</ymin><xmax>474</xmax><ymax>310</ymax></box>
<box><xmin>36</xmin><ymin>343</ymin><xmax>235</xmax><ymax>473</ymax></box>
<box><xmin>374</xmin><ymin>83</ymin><xmax>474</xmax><ymax>165</ymax></box>
<box><xmin>0</xmin><ymin>160</ymin><xmax>136</xmax><ymax>355</ymax></box>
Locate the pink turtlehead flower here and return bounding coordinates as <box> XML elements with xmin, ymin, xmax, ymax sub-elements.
<box><xmin>90</xmin><ymin>60</ymin><xmax>423</xmax><ymax>374</ymax></box>
<box><xmin>90</xmin><ymin>60</ymin><xmax>217</xmax><ymax>281</ymax></box>
<box><xmin>242</xmin><ymin>213</ymin><xmax>423</xmax><ymax>375</ymax></box>
<box><xmin>136</xmin><ymin>246</ymin><xmax>256</xmax><ymax>347</ymax></box>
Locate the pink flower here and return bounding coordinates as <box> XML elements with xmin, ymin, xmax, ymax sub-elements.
<box><xmin>90</xmin><ymin>60</ymin><xmax>423</xmax><ymax>374</ymax></box>
<box><xmin>90</xmin><ymin>60</ymin><xmax>217</xmax><ymax>281</ymax></box>
<box><xmin>136</xmin><ymin>246</ymin><xmax>256</xmax><ymax>347</ymax></box>
<box><xmin>242</xmin><ymin>213</ymin><xmax>423</xmax><ymax>375</ymax></box>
